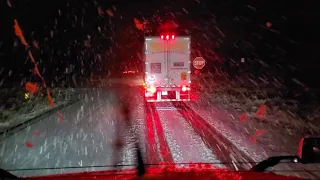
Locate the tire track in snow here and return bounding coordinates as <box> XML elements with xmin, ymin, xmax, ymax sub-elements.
<box><xmin>173</xmin><ymin>102</ymin><xmax>255</xmax><ymax>170</ymax></box>
<box><xmin>144</xmin><ymin>101</ymin><xmax>160</xmax><ymax>164</ymax></box>
<box><xmin>149</xmin><ymin>103</ymin><xmax>174</xmax><ymax>163</ymax></box>
<box><xmin>156</xmin><ymin>105</ymin><xmax>219</xmax><ymax>165</ymax></box>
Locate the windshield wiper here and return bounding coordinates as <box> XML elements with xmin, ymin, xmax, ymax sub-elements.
<box><xmin>136</xmin><ymin>145</ymin><xmax>146</xmax><ymax>176</ymax></box>
<box><xmin>250</xmin><ymin>155</ymin><xmax>299</xmax><ymax>172</ymax></box>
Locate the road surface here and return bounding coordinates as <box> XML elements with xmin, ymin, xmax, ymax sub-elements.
<box><xmin>0</xmin><ymin>85</ymin><xmax>308</xmax><ymax>178</ymax></box>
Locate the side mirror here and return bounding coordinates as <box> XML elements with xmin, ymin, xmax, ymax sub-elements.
<box><xmin>298</xmin><ymin>137</ymin><xmax>320</xmax><ymax>163</ymax></box>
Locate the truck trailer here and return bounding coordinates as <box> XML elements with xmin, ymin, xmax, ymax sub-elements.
<box><xmin>144</xmin><ymin>34</ymin><xmax>191</xmax><ymax>102</ymax></box>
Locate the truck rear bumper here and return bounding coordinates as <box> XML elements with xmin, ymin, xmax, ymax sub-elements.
<box><xmin>146</xmin><ymin>99</ymin><xmax>190</xmax><ymax>102</ymax></box>
<box><xmin>145</xmin><ymin>87</ymin><xmax>191</xmax><ymax>102</ymax></box>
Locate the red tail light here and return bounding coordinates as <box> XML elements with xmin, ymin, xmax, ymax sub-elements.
<box><xmin>160</xmin><ymin>35</ymin><xmax>164</xmax><ymax>39</ymax></box>
<box><xmin>171</xmin><ymin>35</ymin><xmax>175</xmax><ymax>39</ymax></box>
<box><xmin>166</xmin><ymin>35</ymin><xmax>170</xmax><ymax>40</ymax></box>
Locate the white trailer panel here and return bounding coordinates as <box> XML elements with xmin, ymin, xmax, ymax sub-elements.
<box><xmin>144</xmin><ymin>36</ymin><xmax>191</xmax><ymax>102</ymax></box>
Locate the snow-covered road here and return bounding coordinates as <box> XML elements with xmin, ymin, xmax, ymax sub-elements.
<box><xmin>0</xmin><ymin>87</ymin><xmax>229</xmax><ymax>177</ymax></box>
<box><xmin>0</xmin><ymin>87</ymin><xmax>318</xmax><ymax>179</ymax></box>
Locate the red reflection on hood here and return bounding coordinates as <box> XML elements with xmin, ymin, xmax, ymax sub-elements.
<box><xmin>27</xmin><ymin>166</ymin><xmax>305</xmax><ymax>180</ymax></box>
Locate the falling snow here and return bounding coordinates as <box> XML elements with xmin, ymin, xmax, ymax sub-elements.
<box><xmin>1</xmin><ymin>0</ymin><xmax>319</xmax><ymax>179</ymax></box>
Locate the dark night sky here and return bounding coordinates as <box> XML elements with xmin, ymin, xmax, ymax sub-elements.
<box><xmin>1</xmin><ymin>0</ymin><xmax>319</xmax><ymax>89</ymax></box>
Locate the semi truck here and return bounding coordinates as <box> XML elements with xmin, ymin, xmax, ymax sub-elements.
<box><xmin>144</xmin><ymin>34</ymin><xmax>191</xmax><ymax>102</ymax></box>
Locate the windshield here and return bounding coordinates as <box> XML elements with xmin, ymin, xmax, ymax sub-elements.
<box><xmin>1</xmin><ymin>0</ymin><xmax>320</xmax><ymax>179</ymax></box>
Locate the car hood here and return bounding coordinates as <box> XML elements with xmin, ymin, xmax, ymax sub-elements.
<box><xmin>26</xmin><ymin>166</ymin><xmax>305</xmax><ymax>180</ymax></box>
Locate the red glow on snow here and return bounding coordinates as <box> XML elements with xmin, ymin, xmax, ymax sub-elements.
<box><xmin>145</xmin><ymin>102</ymin><xmax>159</xmax><ymax>163</ymax></box>
<box><xmin>151</xmin><ymin>104</ymin><xmax>174</xmax><ymax>162</ymax></box>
